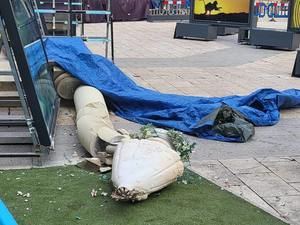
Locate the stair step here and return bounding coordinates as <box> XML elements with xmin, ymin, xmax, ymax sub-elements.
<box><xmin>0</xmin><ymin>91</ymin><xmax>20</xmax><ymax>107</ymax></box>
<box><xmin>0</xmin><ymin>76</ymin><xmax>16</xmax><ymax>91</ymax></box>
<box><xmin>0</xmin><ymin>91</ymin><xmax>19</xmax><ymax>98</ymax></box>
<box><xmin>0</xmin><ymin>144</ymin><xmax>38</xmax><ymax>169</ymax></box>
<box><xmin>0</xmin><ymin>75</ymin><xmax>14</xmax><ymax>82</ymax></box>
<box><xmin>0</xmin><ymin>157</ymin><xmax>34</xmax><ymax>169</ymax></box>
<box><xmin>0</xmin><ymin>131</ymin><xmax>32</xmax><ymax>144</ymax></box>
<box><xmin>0</xmin><ymin>71</ymin><xmax>13</xmax><ymax>76</ymax></box>
<box><xmin>0</xmin><ymin>115</ymin><xmax>26</xmax><ymax>126</ymax></box>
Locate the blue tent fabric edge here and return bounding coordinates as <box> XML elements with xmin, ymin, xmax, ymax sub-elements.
<box><xmin>43</xmin><ymin>37</ymin><xmax>300</xmax><ymax>142</ymax></box>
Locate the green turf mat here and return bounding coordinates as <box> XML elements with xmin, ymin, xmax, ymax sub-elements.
<box><xmin>0</xmin><ymin>166</ymin><xmax>286</xmax><ymax>225</ymax></box>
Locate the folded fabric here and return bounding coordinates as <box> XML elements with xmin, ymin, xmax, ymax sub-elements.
<box><xmin>44</xmin><ymin>37</ymin><xmax>300</xmax><ymax>142</ymax></box>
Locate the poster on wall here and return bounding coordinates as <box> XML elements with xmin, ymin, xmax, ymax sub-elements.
<box><xmin>289</xmin><ymin>0</ymin><xmax>300</xmax><ymax>32</ymax></box>
<box><xmin>192</xmin><ymin>0</ymin><xmax>253</xmax><ymax>26</ymax></box>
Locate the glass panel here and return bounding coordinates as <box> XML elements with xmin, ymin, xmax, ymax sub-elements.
<box><xmin>11</xmin><ymin>0</ymin><xmax>58</xmax><ymax>132</ymax></box>
<box><xmin>193</xmin><ymin>0</ymin><xmax>251</xmax><ymax>25</ymax></box>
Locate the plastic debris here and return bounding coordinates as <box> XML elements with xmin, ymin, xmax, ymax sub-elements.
<box><xmin>280</xmin><ymin>202</ymin><xmax>286</xmax><ymax>207</ymax></box>
<box><xmin>101</xmin><ymin>192</ymin><xmax>108</xmax><ymax>197</ymax></box>
<box><xmin>196</xmin><ymin>105</ymin><xmax>255</xmax><ymax>142</ymax></box>
<box><xmin>99</xmin><ymin>167</ymin><xmax>112</xmax><ymax>173</ymax></box>
<box><xmin>23</xmin><ymin>193</ymin><xmax>30</xmax><ymax>198</ymax></box>
<box><xmin>91</xmin><ymin>189</ymin><xmax>97</xmax><ymax>197</ymax></box>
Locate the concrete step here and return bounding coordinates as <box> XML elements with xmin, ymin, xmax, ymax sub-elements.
<box><xmin>0</xmin><ymin>115</ymin><xmax>26</xmax><ymax>126</ymax></box>
<box><xmin>0</xmin><ymin>91</ymin><xmax>20</xmax><ymax>107</ymax></box>
<box><xmin>0</xmin><ymin>60</ymin><xmax>10</xmax><ymax>70</ymax></box>
<box><xmin>0</xmin><ymin>91</ymin><xmax>18</xmax><ymax>97</ymax></box>
<box><xmin>0</xmin><ymin>75</ymin><xmax>16</xmax><ymax>91</ymax></box>
<box><xmin>0</xmin><ymin>145</ymin><xmax>37</xmax><ymax>169</ymax></box>
<box><xmin>0</xmin><ymin>156</ymin><xmax>34</xmax><ymax>169</ymax></box>
<box><xmin>0</xmin><ymin>57</ymin><xmax>15</xmax><ymax>92</ymax></box>
<box><xmin>0</xmin><ymin>144</ymin><xmax>33</xmax><ymax>154</ymax></box>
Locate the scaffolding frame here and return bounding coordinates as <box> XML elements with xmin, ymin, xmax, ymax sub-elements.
<box><xmin>34</xmin><ymin>0</ymin><xmax>114</xmax><ymax>62</ymax></box>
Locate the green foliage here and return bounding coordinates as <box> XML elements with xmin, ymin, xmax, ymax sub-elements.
<box><xmin>130</xmin><ymin>124</ymin><xmax>158</xmax><ymax>140</ymax></box>
<box><xmin>130</xmin><ymin>124</ymin><xmax>158</xmax><ymax>139</ymax></box>
<box><xmin>167</xmin><ymin>130</ymin><xmax>196</xmax><ymax>163</ymax></box>
<box><xmin>130</xmin><ymin>124</ymin><xmax>195</xmax><ymax>162</ymax></box>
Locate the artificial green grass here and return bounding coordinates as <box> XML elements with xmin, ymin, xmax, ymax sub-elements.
<box><xmin>0</xmin><ymin>166</ymin><xmax>286</xmax><ymax>225</ymax></box>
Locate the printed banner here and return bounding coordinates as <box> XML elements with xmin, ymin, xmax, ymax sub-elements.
<box><xmin>193</xmin><ymin>0</ymin><xmax>251</xmax><ymax>24</ymax></box>
<box><xmin>290</xmin><ymin>0</ymin><xmax>300</xmax><ymax>30</ymax></box>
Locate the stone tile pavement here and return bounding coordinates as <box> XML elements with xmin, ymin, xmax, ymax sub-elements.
<box><xmin>1</xmin><ymin>19</ymin><xmax>300</xmax><ymax>224</ymax></box>
<box><xmin>190</xmin><ymin>157</ymin><xmax>300</xmax><ymax>224</ymax></box>
<box><xmin>84</xmin><ymin>20</ymin><xmax>300</xmax><ymax>224</ymax></box>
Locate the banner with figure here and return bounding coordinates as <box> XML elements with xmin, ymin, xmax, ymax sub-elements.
<box><xmin>192</xmin><ymin>0</ymin><xmax>252</xmax><ymax>26</ymax></box>
<box><xmin>289</xmin><ymin>0</ymin><xmax>300</xmax><ymax>31</ymax></box>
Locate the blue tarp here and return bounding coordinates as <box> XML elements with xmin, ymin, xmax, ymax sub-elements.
<box><xmin>44</xmin><ymin>37</ymin><xmax>300</xmax><ymax>142</ymax></box>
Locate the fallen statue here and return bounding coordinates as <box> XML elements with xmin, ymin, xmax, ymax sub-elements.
<box><xmin>74</xmin><ymin>86</ymin><xmax>129</xmax><ymax>157</ymax></box>
<box><xmin>111</xmin><ymin>138</ymin><xmax>184</xmax><ymax>201</ymax></box>
<box><xmin>73</xmin><ymin>86</ymin><xmax>184</xmax><ymax>201</ymax></box>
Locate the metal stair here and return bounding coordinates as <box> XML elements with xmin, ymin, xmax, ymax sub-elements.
<box><xmin>34</xmin><ymin>0</ymin><xmax>114</xmax><ymax>62</ymax></box>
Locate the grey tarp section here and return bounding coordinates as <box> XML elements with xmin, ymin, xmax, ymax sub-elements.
<box><xmin>196</xmin><ymin>105</ymin><xmax>255</xmax><ymax>142</ymax></box>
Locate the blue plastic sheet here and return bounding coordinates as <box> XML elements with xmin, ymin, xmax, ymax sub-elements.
<box><xmin>44</xmin><ymin>37</ymin><xmax>300</xmax><ymax>142</ymax></box>
<box><xmin>0</xmin><ymin>200</ymin><xmax>18</xmax><ymax>225</ymax></box>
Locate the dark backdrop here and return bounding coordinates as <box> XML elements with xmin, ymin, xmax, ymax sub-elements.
<box><xmin>84</xmin><ymin>0</ymin><xmax>150</xmax><ymax>22</ymax></box>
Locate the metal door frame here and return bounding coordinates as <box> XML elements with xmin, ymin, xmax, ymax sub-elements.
<box><xmin>0</xmin><ymin>0</ymin><xmax>60</xmax><ymax>149</ymax></box>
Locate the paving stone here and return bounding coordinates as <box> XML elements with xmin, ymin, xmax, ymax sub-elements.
<box><xmin>41</xmin><ymin>125</ymin><xmax>87</xmax><ymax>167</ymax></box>
<box><xmin>168</xmin><ymin>80</ymin><xmax>194</xmax><ymax>88</ymax></box>
<box><xmin>294</xmin><ymin>157</ymin><xmax>300</xmax><ymax>163</ymax></box>
<box><xmin>261</xmin><ymin>161</ymin><xmax>300</xmax><ymax>183</ymax></box>
<box><xmin>290</xmin><ymin>183</ymin><xmax>300</xmax><ymax>192</ymax></box>
<box><xmin>189</xmin><ymin>119</ymin><xmax>300</xmax><ymax>161</ymax></box>
<box><xmin>256</xmin><ymin>156</ymin><xmax>300</xmax><ymax>163</ymax></box>
<box><xmin>237</xmin><ymin>173</ymin><xmax>299</xmax><ymax>197</ymax></box>
<box><xmin>227</xmin><ymin>185</ymin><xmax>281</xmax><ymax>219</ymax></box>
<box><xmin>190</xmin><ymin>160</ymin><xmax>242</xmax><ymax>187</ymax></box>
<box><xmin>281</xmin><ymin>109</ymin><xmax>300</xmax><ymax>119</ymax></box>
<box><xmin>56</xmin><ymin>105</ymin><xmax>76</xmax><ymax>126</ymax></box>
<box><xmin>220</xmin><ymin>158</ymin><xmax>270</xmax><ymax>174</ymax></box>
<box><xmin>264</xmin><ymin>195</ymin><xmax>300</xmax><ymax>225</ymax></box>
